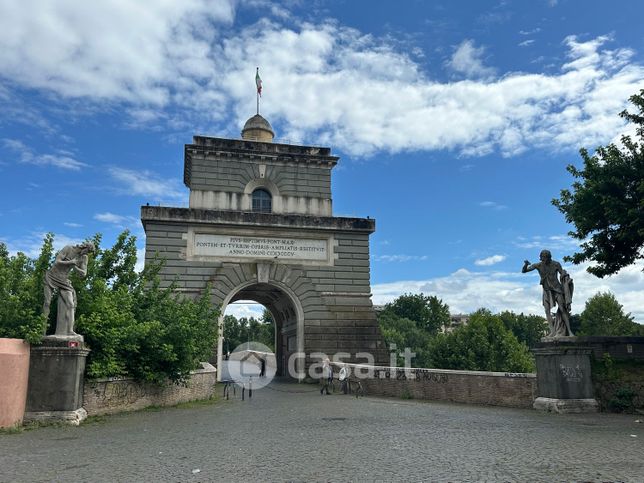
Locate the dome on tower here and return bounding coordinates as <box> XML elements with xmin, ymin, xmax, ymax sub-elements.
<box><xmin>241</xmin><ymin>114</ymin><xmax>275</xmax><ymax>142</ymax></box>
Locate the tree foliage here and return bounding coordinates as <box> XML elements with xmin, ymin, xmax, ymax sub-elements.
<box><xmin>381</xmin><ymin>293</ymin><xmax>450</xmax><ymax>335</ymax></box>
<box><xmin>223</xmin><ymin>309</ymin><xmax>275</xmax><ymax>353</ymax></box>
<box><xmin>498</xmin><ymin>311</ymin><xmax>548</xmax><ymax>348</ymax></box>
<box><xmin>427</xmin><ymin>310</ymin><xmax>535</xmax><ymax>373</ymax></box>
<box><xmin>377</xmin><ymin>293</ymin><xmax>450</xmax><ymax>367</ymax></box>
<box><xmin>578</xmin><ymin>291</ymin><xmax>642</xmax><ymax>336</ymax></box>
<box><xmin>378</xmin><ymin>311</ymin><xmax>432</xmax><ymax>367</ymax></box>
<box><xmin>1</xmin><ymin>231</ymin><xmax>219</xmax><ymax>384</ymax></box>
<box><xmin>0</xmin><ymin>235</ymin><xmax>52</xmax><ymax>343</ymax></box>
<box><xmin>553</xmin><ymin>89</ymin><xmax>644</xmax><ymax>277</ymax></box>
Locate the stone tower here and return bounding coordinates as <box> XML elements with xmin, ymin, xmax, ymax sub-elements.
<box><xmin>141</xmin><ymin>113</ymin><xmax>387</xmax><ymax>379</ymax></box>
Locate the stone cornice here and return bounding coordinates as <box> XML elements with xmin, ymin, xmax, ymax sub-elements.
<box><xmin>184</xmin><ymin>136</ymin><xmax>338</xmax><ymax>188</ymax></box>
<box><xmin>141</xmin><ymin>206</ymin><xmax>375</xmax><ymax>233</ymax></box>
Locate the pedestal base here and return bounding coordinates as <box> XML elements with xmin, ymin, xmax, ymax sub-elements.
<box><xmin>26</xmin><ymin>341</ymin><xmax>89</xmax><ymax>425</ymax></box>
<box><xmin>23</xmin><ymin>408</ymin><xmax>87</xmax><ymax>426</ymax></box>
<box><xmin>533</xmin><ymin>397</ymin><xmax>599</xmax><ymax>414</ymax></box>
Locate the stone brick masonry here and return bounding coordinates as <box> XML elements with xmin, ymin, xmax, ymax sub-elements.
<box><xmin>82</xmin><ymin>363</ymin><xmax>217</xmax><ymax>416</ymax></box>
<box><xmin>341</xmin><ymin>364</ymin><xmax>537</xmax><ymax>408</ymax></box>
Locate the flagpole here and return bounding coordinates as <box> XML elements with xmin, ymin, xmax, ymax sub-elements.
<box><xmin>257</xmin><ymin>90</ymin><xmax>259</xmax><ymax>115</ymax></box>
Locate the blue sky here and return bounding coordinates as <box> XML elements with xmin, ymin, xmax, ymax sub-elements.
<box><xmin>1</xmin><ymin>0</ymin><xmax>643</xmax><ymax>322</ymax></box>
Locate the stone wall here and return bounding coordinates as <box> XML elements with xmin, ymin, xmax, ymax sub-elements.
<box><xmin>82</xmin><ymin>363</ymin><xmax>217</xmax><ymax>416</ymax></box>
<box><xmin>141</xmin><ymin>207</ymin><xmax>389</xmax><ymax>370</ymax></box>
<box><xmin>185</xmin><ymin>136</ymin><xmax>335</xmax><ymax>215</ymax></box>
<box><xmin>339</xmin><ymin>365</ymin><xmax>536</xmax><ymax>409</ymax></box>
<box><xmin>577</xmin><ymin>336</ymin><xmax>644</xmax><ymax>361</ymax></box>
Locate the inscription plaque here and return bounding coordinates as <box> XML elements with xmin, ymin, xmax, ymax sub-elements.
<box><xmin>194</xmin><ymin>234</ymin><xmax>328</xmax><ymax>261</ymax></box>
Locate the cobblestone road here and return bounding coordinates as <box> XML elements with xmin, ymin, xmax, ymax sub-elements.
<box><xmin>1</xmin><ymin>381</ymin><xmax>643</xmax><ymax>482</ymax></box>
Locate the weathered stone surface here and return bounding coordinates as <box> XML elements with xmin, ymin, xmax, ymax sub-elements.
<box><xmin>142</xmin><ymin>132</ymin><xmax>388</xmax><ymax>379</ymax></box>
<box><xmin>533</xmin><ymin>397</ymin><xmax>599</xmax><ymax>413</ymax></box>
<box><xmin>25</xmin><ymin>342</ymin><xmax>89</xmax><ymax>424</ymax></box>
<box><xmin>82</xmin><ymin>363</ymin><xmax>217</xmax><ymax>416</ymax></box>
<box><xmin>532</xmin><ymin>339</ymin><xmax>599</xmax><ymax>413</ymax></box>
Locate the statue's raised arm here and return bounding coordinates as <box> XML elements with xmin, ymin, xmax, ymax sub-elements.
<box><xmin>522</xmin><ymin>260</ymin><xmax>535</xmax><ymax>273</ymax></box>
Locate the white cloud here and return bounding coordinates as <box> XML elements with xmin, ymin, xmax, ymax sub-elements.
<box><xmin>519</xmin><ymin>28</ymin><xmax>542</xmax><ymax>36</ymax></box>
<box><xmin>94</xmin><ymin>212</ymin><xmax>140</xmax><ymax>229</ymax></box>
<box><xmin>479</xmin><ymin>201</ymin><xmax>508</xmax><ymax>210</ymax></box>
<box><xmin>108</xmin><ymin>167</ymin><xmax>185</xmax><ymax>202</ymax></box>
<box><xmin>2</xmin><ymin>138</ymin><xmax>86</xmax><ymax>170</ymax></box>
<box><xmin>372</xmin><ymin>260</ymin><xmax>644</xmax><ymax>323</ymax></box>
<box><xmin>1</xmin><ymin>232</ymin><xmax>83</xmax><ymax>258</ymax></box>
<box><xmin>514</xmin><ymin>234</ymin><xmax>580</xmax><ymax>252</ymax></box>
<box><xmin>475</xmin><ymin>254</ymin><xmax>506</xmax><ymax>266</ymax></box>
<box><xmin>518</xmin><ymin>39</ymin><xmax>535</xmax><ymax>48</ymax></box>
<box><xmin>135</xmin><ymin>248</ymin><xmax>146</xmax><ymax>274</ymax></box>
<box><xmin>225</xmin><ymin>301</ymin><xmax>265</xmax><ymax>320</ymax></box>
<box><xmin>447</xmin><ymin>39</ymin><xmax>496</xmax><ymax>78</ymax></box>
<box><xmin>0</xmin><ymin>5</ymin><xmax>643</xmax><ymax>158</ymax></box>
<box><xmin>373</xmin><ymin>254</ymin><xmax>429</xmax><ymax>263</ymax></box>
<box><xmin>63</xmin><ymin>222</ymin><xmax>83</xmax><ymax>228</ymax></box>
<box><xmin>0</xmin><ymin>0</ymin><xmax>235</xmax><ymax>104</ymax></box>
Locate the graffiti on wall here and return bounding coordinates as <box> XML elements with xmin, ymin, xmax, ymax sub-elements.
<box><xmin>371</xmin><ymin>368</ymin><xmax>449</xmax><ymax>383</ymax></box>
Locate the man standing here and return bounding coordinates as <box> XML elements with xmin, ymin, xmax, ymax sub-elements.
<box><xmin>320</xmin><ymin>358</ymin><xmax>333</xmax><ymax>395</ymax></box>
<box><xmin>522</xmin><ymin>250</ymin><xmax>574</xmax><ymax>338</ymax></box>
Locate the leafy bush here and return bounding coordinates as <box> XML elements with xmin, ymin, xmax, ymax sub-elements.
<box><xmin>74</xmin><ymin>232</ymin><xmax>219</xmax><ymax>384</ymax></box>
<box><xmin>0</xmin><ymin>235</ymin><xmax>52</xmax><ymax>343</ymax></box>
<box><xmin>427</xmin><ymin>309</ymin><xmax>535</xmax><ymax>373</ymax></box>
<box><xmin>608</xmin><ymin>386</ymin><xmax>636</xmax><ymax>412</ymax></box>
<box><xmin>1</xmin><ymin>231</ymin><xmax>219</xmax><ymax>384</ymax></box>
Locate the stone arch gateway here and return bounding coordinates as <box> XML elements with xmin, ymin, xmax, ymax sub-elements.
<box><xmin>141</xmin><ymin>115</ymin><xmax>387</xmax><ymax>379</ymax></box>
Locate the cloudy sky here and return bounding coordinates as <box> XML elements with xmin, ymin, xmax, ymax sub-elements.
<box><xmin>1</xmin><ymin>0</ymin><xmax>642</xmax><ymax>322</ymax></box>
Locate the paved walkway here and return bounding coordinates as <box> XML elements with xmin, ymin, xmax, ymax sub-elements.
<box><xmin>1</xmin><ymin>381</ymin><xmax>643</xmax><ymax>482</ymax></box>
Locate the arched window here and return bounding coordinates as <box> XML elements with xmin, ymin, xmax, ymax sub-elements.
<box><xmin>252</xmin><ymin>188</ymin><xmax>272</xmax><ymax>213</ymax></box>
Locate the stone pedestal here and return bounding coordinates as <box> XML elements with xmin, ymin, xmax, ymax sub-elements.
<box><xmin>24</xmin><ymin>338</ymin><xmax>90</xmax><ymax>426</ymax></box>
<box><xmin>532</xmin><ymin>339</ymin><xmax>598</xmax><ymax>413</ymax></box>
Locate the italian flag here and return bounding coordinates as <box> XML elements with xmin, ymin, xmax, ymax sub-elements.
<box><xmin>256</xmin><ymin>67</ymin><xmax>262</xmax><ymax>96</ymax></box>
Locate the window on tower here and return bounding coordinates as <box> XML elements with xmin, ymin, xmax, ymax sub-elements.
<box><xmin>252</xmin><ymin>188</ymin><xmax>272</xmax><ymax>213</ymax></box>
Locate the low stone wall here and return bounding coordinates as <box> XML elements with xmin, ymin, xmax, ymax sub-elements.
<box><xmin>338</xmin><ymin>365</ymin><xmax>536</xmax><ymax>409</ymax></box>
<box><xmin>82</xmin><ymin>363</ymin><xmax>217</xmax><ymax>416</ymax></box>
<box><xmin>576</xmin><ymin>336</ymin><xmax>644</xmax><ymax>361</ymax></box>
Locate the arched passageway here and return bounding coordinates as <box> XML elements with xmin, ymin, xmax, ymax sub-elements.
<box><xmin>218</xmin><ymin>282</ymin><xmax>304</xmax><ymax>380</ymax></box>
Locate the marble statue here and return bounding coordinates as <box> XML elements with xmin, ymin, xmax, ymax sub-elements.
<box><xmin>43</xmin><ymin>242</ymin><xmax>95</xmax><ymax>340</ymax></box>
<box><xmin>522</xmin><ymin>250</ymin><xmax>574</xmax><ymax>338</ymax></box>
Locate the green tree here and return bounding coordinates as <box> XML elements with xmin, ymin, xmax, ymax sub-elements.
<box><xmin>382</xmin><ymin>293</ymin><xmax>450</xmax><ymax>334</ymax></box>
<box><xmin>427</xmin><ymin>309</ymin><xmax>535</xmax><ymax>373</ymax></box>
<box><xmin>578</xmin><ymin>292</ymin><xmax>641</xmax><ymax>336</ymax></box>
<box><xmin>498</xmin><ymin>311</ymin><xmax>548</xmax><ymax>348</ymax></box>
<box><xmin>223</xmin><ymin>311</ymin><xmax>275</xmax><ymax>352</ymax></box>
<box><xmin>0</xmin><ymin>234</ymin><xmax>54</xmax><ymax>343</ymax></box>
<box><xmin>378</xmin><ymin>311</ymin><xmax>432</xmax><ymax>367</ymax></box>
<box><xmin>552</xmin><ymin>90</ymin><xmax>644</xmax><ymax>277</ymax></box>
<box><xmin>1</xmin><ymin>232</ymin><xmax>219</xmax><ymax>382</ymax></box>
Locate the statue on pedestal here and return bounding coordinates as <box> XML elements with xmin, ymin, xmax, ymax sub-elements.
<box><xmin>42</xmin><ymin>242</ymin><xmax>95</xmax><ymax>340</ymax></box>
<box><xmin>522</xmin><ymin>249</ymin><xmax>574</xmax><ymax>338</ymax></box>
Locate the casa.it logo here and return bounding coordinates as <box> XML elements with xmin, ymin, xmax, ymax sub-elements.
<box><xmin>225</xmin><ymin>341</ymin><xmax>275</xmax><ymax>389</ymax></box>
